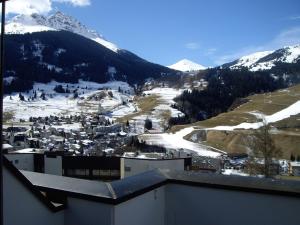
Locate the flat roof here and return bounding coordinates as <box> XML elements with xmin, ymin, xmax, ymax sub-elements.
<box><xmin>166</xmin><ymin>170</ymin><xmax>300</xmax><ymax>196</ymax></box>
<box><xmin>9</xmin><ymin>148</ymin><xmax>45</xmax><ymax>154</ymax></box>
<box><xmin>2</xmin><ymin>143</ymin><xmax>13</xmax><ymax>149</ymax></box>
<box><xmin>21</xmin><ymin>169</ymin><xmax>300</xmax><ymax>205</ymax></box>
<box><xmin>291</xmin><ymin>162</ymin><xmax>300</xmax><ymax>167</ymax></box>
<box><xmin>21</xmin><ymin>171</ymin><xmax>113</xmax><ymax>202</ymax></box>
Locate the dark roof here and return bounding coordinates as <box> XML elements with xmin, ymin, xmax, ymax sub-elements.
<box><xmin>3</xmin><ymin>157</ymin><xmax>65</xmax><ymax>212</ymax></box>
<box><xmin>165</xmin><ymin>170</ymin><xmax>300</xmax><ymax>197</ymax></box>
<box><xmin>21</xmin><ymin>168</ymin><xmax>300</xmax><ymax>205</ymax></box>
<box><xmin>110</xmin><ymin>170</ymin><xmax>167</xmax><ymax>203</ymax></box>
<box><xmin>21</xmin><ymin>170</ymin><xmax>113</xmax><ymax>203</ymax></box>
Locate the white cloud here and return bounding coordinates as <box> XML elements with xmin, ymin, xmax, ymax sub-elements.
<box><xmin>288</xmin><ymin>15</ymin><xmax>300</xmax><ymax>20</ymax></box>
<box><xmin>53</xmin><ymin>0</ymin><xmax>91</xmax><ymax>7</ymax></box>
<box><xmin>6</xmin><ymin>0</ymin><xmax>91</xmax><ymax>15</ymax></box>
<box><xmin>185</xmin><ymin>42</ymin><xmax>200</xmax><ymax>50</ymax></box>
<box><xmin>7</xmin><ymin>0</ymin><xmax>52</xmax><ymax>15</ymax></box>
<box><xmin>204</xmin><ymin>48</ymin><xmax>217</xmax><ymax>56</ymax></box>
<box><xmin>213</xmin><ymin>26</ymin><xmax>300</xmax><ymax>65</ymax></box>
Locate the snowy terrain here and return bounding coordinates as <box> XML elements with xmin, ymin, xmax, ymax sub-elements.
<box><xmin>4</xmin><ymin>83</ymin><xmax>184</xmax><ymax>135</ymax></box>
<box><xmin>140</xmin><ymin>127</ymin><xmax>224</xmax><ymax>158</ymax></box>
<box><xmin>143</xmin><ymin>88</ymin><xmax>184</xmax><ymax>117</ymax></box>
<box><xmin>128</xmin><ymin>87</ymin><xmax>184</xmax><ymax>134</ymax></box>
<box><xmin>230</xmin><ymin>50</ymin><xmax>274</xmax><ymax>71</ymax></box>
<box><xmin>4</xmin><ymin>80</ymin><xmax>135</xmax><ymax>121</ymax></box>
<box><xmin>6</xmin><ymin>11</ymin><xmax>120</xmax><ymax>52</ymax></box>
<box><xmin>168</xmin><ymin>59</ymin><xmax>206</xmax><ymax>72</ymax></box>
<box><xmin>209</xmin><ymin>100</ymin><xmax>300</xmax><ymax>131</ymax></box>
<box><xmin>229</xmin><ymin>45</ymin><xmax>300</xmax><ymax>71</ymax></box>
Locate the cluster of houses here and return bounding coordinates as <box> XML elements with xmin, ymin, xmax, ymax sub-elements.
<box><xmin>3</xmin><ymin>114</ymin><xmax>131</xmax><ymax>156</ymax></box>
<box><xmin>223</xmin><ymin>153</ymin><xmax>300</xmax><ymax>177</ymax></box>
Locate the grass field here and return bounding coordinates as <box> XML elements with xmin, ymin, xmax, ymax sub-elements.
<box><xmin>171</xmin><ymin>84</ymin><xmax>300</xmax><ymax>132</ymax></box>
<box><xmin>169</xmin><ymin>84</ymin><xmax>300</xmax><ymax>159</ymax></box>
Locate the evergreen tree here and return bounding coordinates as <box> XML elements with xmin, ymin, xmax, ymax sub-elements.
<box><xmin>144</xmin><ymin>118</ymin><xmax>153</xmax><ymax>130</ymax></box>
<box><xmin>19</xmin><ymin>93</ymin><xmax>25</xmax><ymax>101</ymax></box>
<box><xmin>40</xmin><ymin>92</ymin><xmax>46</xmax><ymax>100</ymax></box>
<box><xmin>291</xmin><ymin>154</ymin><xmax>296</xmax><ymax>161</ymax></box>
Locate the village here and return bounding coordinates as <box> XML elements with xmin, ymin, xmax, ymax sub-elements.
<box><xmin>3</xmin><ymin>113</ymin><xmax>131</xmax><ymax>156</ymax></box>
<box><xmin>2</xmin><ymin>109</ymin><xmax>300</xmax><ymax>181</ymax></box>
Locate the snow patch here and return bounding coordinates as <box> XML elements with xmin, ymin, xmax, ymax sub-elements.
<box><xmin>209</xmin><ymin>101</ymin><xmax>300</xmax><ymax>131</ymax></box>
<box><xmin>140</xmin><ymin>127</ymin><xmax>223</xmax><ymax>158</ymax></box>
<box><xmin>4</xmin><ymin>76</ymin><xmax>16</xmax><ymax>85</ymax></box>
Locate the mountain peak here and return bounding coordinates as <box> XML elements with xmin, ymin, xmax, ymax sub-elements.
<box><xmin>227</xmin><ymin>44</ymin><xmax>300</xmax><ymax>71</ymax></box>
<box><xmin>6</xmin><ymin>11</ymin><xmax>120</xmax><ymax>53</ymax></box>
<box><xmin>168</xmin><ymin>59</ymin><xmax>206</xmax><ymax>72</ymax></box>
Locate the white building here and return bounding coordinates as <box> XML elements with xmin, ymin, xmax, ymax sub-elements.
<box><xmin>290</xmin><ymin>161</ymin><xmax>300</xmax><ymax>176</ymax></box>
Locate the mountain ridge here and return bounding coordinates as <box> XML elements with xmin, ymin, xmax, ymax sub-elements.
<box><xmin>6</xmin><ymin>11</ymin><xmax>119</xmax><ymax>52</ymax></box>
<box><xmin>223</xmin><ymin>45</ymin><xmax>300</xmax><ymax>71</ymax></box>
<box><xmin>3</xmin><ymin>11</ymin><xmax>178</xmax><ymax>94</ymax></box>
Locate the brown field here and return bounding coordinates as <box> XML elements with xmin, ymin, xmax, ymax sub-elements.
<box><xmin>170</xmin><ymin>84</ymin><xmax>300</xmax><ymax>159</ymax></box>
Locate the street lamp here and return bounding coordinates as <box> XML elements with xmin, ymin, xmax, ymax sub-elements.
<box><xmin>0</xmin><ymin>1</ymin><xmax>9</xmax><ymax>225</ymax></box>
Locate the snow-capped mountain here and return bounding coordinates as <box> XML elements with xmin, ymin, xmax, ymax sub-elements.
<box><xmin>168</xmin><ymin>59</ymin><xmax>206</xmax><ymax>72</ymax></box>
<box><xmin>6</xmin><ymin>11</ymin><xmax>119</xmax><ymax>52</ymax></box>
<box><xmin>225</xmin><ymin>45</ymin><xmax>300</xmax><ymax>71</ymax></box>
<box><xmin>4</xmin><ymin>11</ymin><xmax>177</xmax><ymax>94</ymax></box>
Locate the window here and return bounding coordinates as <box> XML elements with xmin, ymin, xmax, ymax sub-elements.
<box><xmin>14</xmin><ymin>159</ymin><xmax>19</xmax><ymax>164</ymax></box>
<box><xmin>125</xmin><ymin>166</ymin><xmax>131</xmax><ymax>172</ymax></box>
<box><xmin>93</xmin><ymin>170</ymin><xmax>100</xmax><ymax>176</ymax></box>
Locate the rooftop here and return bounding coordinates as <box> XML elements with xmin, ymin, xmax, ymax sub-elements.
<box><xmin>21</xmin><ymin>168</ymin><xmax>300</xmax><ymax>205</ymax></box>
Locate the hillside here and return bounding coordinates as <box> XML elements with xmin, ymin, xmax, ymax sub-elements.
<box><xmin>175</xmin><ymin>84</ymin><xmax>300</xmax><ymax>159</ymax></box>
<box><xmin>223</xmin><ymin>45</ymin><xmax>300</xmax><ymax>71</ymax></box>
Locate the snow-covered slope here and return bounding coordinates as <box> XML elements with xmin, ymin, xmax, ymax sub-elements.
<box><xmin>4</xmin><ymin>80</ymin><xmax>135</xmax><ymax>120</ymax></box>
<box><xmin>228</xmin><ymin>45</ymin><xmax>300</xmax><ymax>71</ymax></box>
<box><xmin>209</xmin><ymin>100</ymin><xmax>300</xmax><ymax>131</ymax></box>
<box><xmin>6</xmin><ymin>14</ymin><xmax>55</xmax><ymax>33</ymax></box>
<box><xmin>230</xmin><ymin>50</ymin><xmax>274</xmax><ymax>71</ymax></box>
<box><xmin>6</xmin><ymin>11</ymin><xmax>119</xmax><ymax>52</ymax></box>
<box><xmin>168</xmin><ymin>59</ymin><xmax>206</xmax><ymax>72</ymax></box>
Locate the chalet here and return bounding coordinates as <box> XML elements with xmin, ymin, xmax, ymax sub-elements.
<box><xmin>93</xmin><ymin>123</ymin><xmax>122</xmax><ymax>135</ymax></box>
<box><xmin>2</xmin><ymin>143</ymin><xmax>14</xmax><ymax>153</ymax></box>
<box><xmin>9</xmin><ymin>132</ymin><xmax>27</xmax><ymax>149</ymax></box>
<box><xmin>290</xmin><ymin>161</ymin><xmax>300</xmax><ymax>176</ymax></box>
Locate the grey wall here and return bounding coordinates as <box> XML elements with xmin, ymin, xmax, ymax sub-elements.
<box><xmin>64</xmin><ymin>198</ymin><xmax>113</xmax><ymax>225</ymax></box>
<box><xmin>3</xmin><ymin>167</ymin><xmax>64</xmax><ymax>225</ymax></box>
<box><xmin>121</xmin><ymin>158</ymin><xmax>185</xmax><ymax>178</ymax></box>
<box><xmin>165</xmin><ymin>184</ymin><xmax>300</xmax><ymax>225</ymax></box>
<box><xmin>5</xmin><ymin>154</ymin><xmax>34</xmax><ymax>171</ymax></box>
<box><xmin>45</xmin><ymin>155</ymin><xmax>62</xmax><ymax>175</ymax></box>
<box><xmin>115</xmin><ymin>187</ymin><xmax>165</xmax><ymax>225</ymax></box>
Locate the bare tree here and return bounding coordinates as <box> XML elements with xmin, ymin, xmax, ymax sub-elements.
<box><xmin>246</xmin><ymin>117</ymin><xmax>282</xmax><ymax>178</ymax></box>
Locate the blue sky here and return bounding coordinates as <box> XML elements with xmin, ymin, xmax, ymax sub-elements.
<box><xmin>6</xmin><ymin>0</ymin><xmax>300</xmax><ymax>66</ymax></box>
